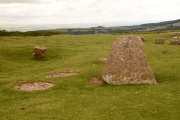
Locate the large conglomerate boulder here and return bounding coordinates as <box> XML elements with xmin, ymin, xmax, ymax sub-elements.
<box><xmin>102</xmin><ymin>35</ymin><xmax>157</xmax><ymax>84</ymax></box>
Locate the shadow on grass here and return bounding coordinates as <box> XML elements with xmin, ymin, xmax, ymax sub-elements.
<box><xmin>154</xmin><ymin>73</ymin><xmax>178</xmax><ymax>83</ymax></box>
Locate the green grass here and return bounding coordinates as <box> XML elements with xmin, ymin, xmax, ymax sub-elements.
<box><xmin>0</xmin><ymin>33</ymin><xmax>180</xmax><ymax>120</ymax></box>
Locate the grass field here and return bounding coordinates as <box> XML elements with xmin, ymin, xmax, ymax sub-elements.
<box><xmin>0</xmin><ymin>32</ymin><xmax>180</xmax><ymax>120</ymax></box>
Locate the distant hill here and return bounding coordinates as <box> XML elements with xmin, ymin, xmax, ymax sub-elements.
<box><xmin>139</xmin><ymin>19</ymin><xmax>180</xmax><ymax>31</ymax></box>
<box><xmin>140</xmin><ymin>19</ymin><xmax>180</xmax><ymax>26</ymax></box>
<box><xmin>39</xmin><ymin>19</ymin><xmax>180</xmax><ymax>34</ymax></box>
<box><xmin>1</xmin><ymin>19</ymin><xmax>180</xmax><ymax>35</ymax></box>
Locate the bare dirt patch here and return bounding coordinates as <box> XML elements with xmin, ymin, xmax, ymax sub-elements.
<box><xmin>15</xmin><ymin>82</ymin><xmax>54</xmax><ymax>91</ymax></box>
<box><xmin>45</xmin><ymin>72</ymin><xmax>77</xmax><ymax>78</ymax></box>
<box><xmin>90</xmin><ymin>77</ymin><xmax>103</xmax><ymax>84</ymax></box>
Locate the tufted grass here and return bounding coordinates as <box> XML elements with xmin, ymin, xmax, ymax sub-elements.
<box><xmin>0</xmin><ymin>32</ymin><xmax>180</xmax><ymax>120</ymax></box>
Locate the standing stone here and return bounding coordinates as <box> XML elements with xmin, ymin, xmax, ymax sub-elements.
<box><xmin>102</xmin><ymin>35</ymin><xmax>156</xmax><ymax>84</ymax></box>
<box><xmin>155</xmin><ymin>38</ymin><xmax>165</xmax><ymax>44</ymax></box>
<box><xmin>169</xmin><ymin>40</ymin><xmax>180</xmax><ymax>45</ymax></box>
<box><xmin>33</xmin><ymin>46</ymin><xmax>46</xmax><ymax>59</ymax></box>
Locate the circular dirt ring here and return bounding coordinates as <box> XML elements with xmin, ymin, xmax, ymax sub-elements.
<box><xmin>90</xmin><ymin>77</ymin><xmax>103</xmax><ymax>84</ymax></box>
<box><xmin>16</xmin><ymin>82</ymin><xmax>54</xmax><ymax>91</ymax></box>
<box><xmin>45</xmin><ymin>72</ymin><xmax>77</xmax><ymax>78</ymax></box>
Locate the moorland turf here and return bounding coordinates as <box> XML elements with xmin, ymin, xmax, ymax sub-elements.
<box><xmin>0</xmin><ymin>32</ymin><xmax>180</xmax><ymax>120</ymax></box>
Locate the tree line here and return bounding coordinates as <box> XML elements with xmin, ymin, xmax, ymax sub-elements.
<box><xmin>0</xmin><ymin>30</ymin><xmax>65</xmax><ymax>36</ymax></box>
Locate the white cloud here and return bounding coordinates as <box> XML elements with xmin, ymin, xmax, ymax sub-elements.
<box><xmin>0</xmin><ymin>0</ymin><xmax>41</xmax><ymax>4</ymax></box>
<box><xmin>0</xmin><ymin>0</ymin><xmax>179</xmax><ymax>25</ymax></box>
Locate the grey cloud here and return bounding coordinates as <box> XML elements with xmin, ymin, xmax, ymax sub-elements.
<box><xmin>0</xmin><ymin>0</ymin><xmax>41</xmax><ymax>4</ymax></box>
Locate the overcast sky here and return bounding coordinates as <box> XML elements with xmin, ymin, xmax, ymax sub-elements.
<box><xmin>0</xmin><ymin>0</ymin><xmax>179</xmax><ymax>25</ymax></box>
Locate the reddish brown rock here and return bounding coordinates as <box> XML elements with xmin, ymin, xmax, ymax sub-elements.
<box><xmin>155</xmin><ymin>38</ymin><xmax>165</xmax><ymax>44</ymax></box>
<box><xmin>33</xmin><ymin>46</ymin><xmax>46</xmax><ymax>58</ymax></box>
<box><xmin>169</xmin><ymin>40</ymin><xmax>180</xmax><ymax>45</ymax></box>
<box><xmin>102</xmin><ymin>35</ymin><xmax>156</xmax><ymax>84</ymax></box>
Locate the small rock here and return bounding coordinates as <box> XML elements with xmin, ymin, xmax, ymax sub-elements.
<box><xmin>19</xmin><ymin>107</ymin><xmax>26</xmax><ymax>110</ymax></box>
<box><xmin>155</xmin><ymin>38</ymin><xmax>165</xmax><ymax>44</ymax></box>
<box><xmin>169</xmin><ymin>40</ymin><xmax>180</xmax><ymax>45</ymax></box>
<box><xmin>140</xmin><ymin>37</ymin><xmax>145</xmax><ymax>42</ymax></box>
<box><xmin>33</xmin><ymin>46</ymin><xmax>46</xmax><ymax>59</ymax></box>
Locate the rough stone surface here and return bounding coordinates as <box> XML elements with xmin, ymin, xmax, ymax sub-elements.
<box><xmin>102</xmin><ymin>35</ymin><xmax>157</xmax><ymax>84</ymax></box>
<box><xmin>170</xmin><ymin>40</ymin><xmax>180</xmax><ymax>45</ymax></box>
<box><xmin>155</xmin><ymin>38</ymin><xmax>165</xmax><ymax>44</ymax></box>
<box><xmin>33</xmin><ymin>46</ymin><xmax>46</xmax><ymax>58</ymax></box>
